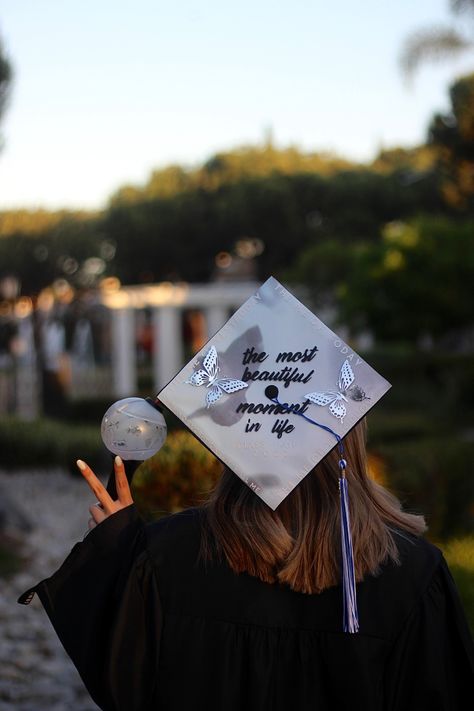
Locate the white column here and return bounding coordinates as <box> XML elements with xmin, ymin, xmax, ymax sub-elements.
<box><xmin>152</xmin><ymin>306</ymin><xmax>183</xmax><ymax>392</ymax></box>
<box><xmin>111</xmin><ymin>308</ymin><xmax>136</xmax><ymax>396</ymax></box>
<box><xmin>205</xmin><ymin>305</ymin><xmax>228</xmax><ymax>339</ymax></box>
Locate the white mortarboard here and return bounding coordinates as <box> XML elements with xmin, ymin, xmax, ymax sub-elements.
<box><xmin>158</xmin><ymin>276</ymin><xmax>391</xmax><ymax>510</ymax></box>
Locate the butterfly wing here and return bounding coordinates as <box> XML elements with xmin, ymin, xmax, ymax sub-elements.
<box><xmin>186</xmin><ymin>369</ymin><xmax>210</xmax><ymax>386</ymax></box>
<box><xmin>206</xmin><ymin>385</ymin><xmax>223</xmax><ymax>408</ymax></box>
<box><xmin>305</xmin><ymin>391</ymin><xmax>338</xmax><ymax>406</ymax></box>
<box><xmin>338</xmin><ymin>359</ymin><xmax>355</xmax><ymax>392</ymax></box>
<box><xmin>203</xmin><ymin>346</ymin><xmax>219</xmax><ymax>380</ymax></box>
<box><xmin>329</xmin><ymin>399</ymin><xmax>346</xmax><ymax>422</ymax></box>
<box><xmin>216</xmin><ymin>378</ymin><xmax>248</xmax><ymax>394</ymax></box>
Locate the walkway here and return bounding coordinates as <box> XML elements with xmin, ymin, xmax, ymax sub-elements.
<box><xmin>0</xmin><ymin>470</ymin><xmax>101</xmax><ymax>711</ymax></box>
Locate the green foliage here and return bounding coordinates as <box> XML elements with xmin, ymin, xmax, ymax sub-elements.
<box><xmin>0</xmin><ymin>30</ymin><xmax>12</xmax><ymax>127</ymax></box>
<box><xmin>374</xmin><ymin>435</ymin><xmax>473</xmax><ymax>539</ymax></box>
<box><xmin>429</xmin><ymin>73</ymin><xmax>474</xmax><ymax>210</ymax></box>
<box><xmin>439</xmin><ymin>537</ymin><xmax>474</xmax><ymax>634</ymax></box>
<box><xmin>0</xmin><ymin>90</ymin><xmax>469</xmax><ymax>346</ymax></box>
<box><xmin>289</xmin><ymin>75</ymin><xmax>474</xmax><ymax>342</ymax></box>
<box><xmin>0</xmin><ymin>210</ymin><xmax>106</xmax><ymax>294</ymax></box>
<box><xmin>0</xmin><ymin>74</ymin><xmax>471</xmax><ymax>320</ymax></box>
<box><xmin>109</xmin><ymin>144</ymin><xmax>356</xmax><ymax>205</ymax></box>
<box><xmin>399</xmin><ymin>0</ymin><xmax>474</xmax><ymax>79</ymax></box>
<box><xmin>292</xmin><ymin>215</ymin><xmax>474</xmax><ymax>342</ymax></box>
<box><xmin>400</xmin><ymin>28</ymin><xmax>472</xmax><ymax>79</ymax></box>
<box><xmin>366</xmin><ymin>351</ymin><xmax>474</xmax><ymax>539</ymax></box>
<box><xmin>0</xmin><ymin>139</ymin><xmax>443</xmax><ymax>293</ymax></box>
<box><xmin>369</xmin><ymin>217</ymin><xmax>473</xmax><ymax>340</ymax></box>
<box><xmin>132</xmin><ymin>430</ymin><xmax>222</xmax><ymax>518</ymax></box>
<box><xmin>370</xmin><ymin>146</ymin><xmax>437</xmax><ymax>175</ymax></box>
<box><xmin>67</xmin><ymin>397</ymin><xmax>120</xmax><ymax>425</ymax></box>
<box><xmin>0</xmin><ymin>209</ymin><xmax>97</xmax><ymax>237</ymax></box>
<box><xmin>102</xmin><ymin>167</ymin><xmax>441</xmax><ymax>287</ymax></box>
<box><xmin>0</xmin><ymin>416</ymin><xmax>107</xmax><ymax>473</ymax></box>
<box><xmin>366</xmin><ymin>350</ymin><xmax>474</xmax><ymax>419</ymax></box>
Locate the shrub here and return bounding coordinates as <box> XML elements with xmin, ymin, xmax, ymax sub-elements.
<box><xmin>366</xmin><ymin>351</ymin><xmax>474</xmax><ymax>426</ymax></box>
<box><xmin>373</xmin><ymin>436</ymin><xmax>474</xmax><ymax>539</ymax></box>
<box><xmin>132</xmin><ymin>430</ymin><xmax>222</xmax><ymax>519</ymax></box>
<box><xmin>439</xmin><ymin>537</ymin><xmax>474</xmax><ymax>634</ymax></box>
<box><xmin>0</xmin><ymin>416</ymin><xmax>107</xmax><ymax>473</ymax></box>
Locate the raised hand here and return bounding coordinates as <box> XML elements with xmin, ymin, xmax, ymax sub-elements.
<box><xmin>76</xmin><ymin>455</ymin><xmax>134</xmax><ymax>530</ymax></box>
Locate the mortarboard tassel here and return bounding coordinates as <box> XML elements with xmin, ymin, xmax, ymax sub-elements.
<box><xmin>264</xmin><ymin>386</ymin><xmax>360</xmax><ymax>633</ymax></box>
<box><xmin>338</xmin><ymin>455</ymin><xmax>359</xmax><ymax>633</ymax></box>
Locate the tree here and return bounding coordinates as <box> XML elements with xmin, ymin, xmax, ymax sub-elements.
<box><xmin>428</xmin><ymin>73</ymin><xmax>474</xmax><ymax>209</ymax></box>
<box><xmin>108</xmin><ymin>143</ymin><xmax>355</xmax><ymax>206</ymax></box>
<box><xmin>0</xmin><ymin>211</ymin><xmax>105</xmax><ymax>294</ymax></box>
<box><xmin>400</xmin><ymin>0</ymin><xmax>474</xmax><ymax>79</ymax></box>
<box><xmin>336</xmin><ymin>217</ymin><xmax>474</xmax><ymax>343</ymax></box>
<box><xmin>0</xmin><ymin>29</ymin><xmax>13</xmax><ymax>149</ymax></box>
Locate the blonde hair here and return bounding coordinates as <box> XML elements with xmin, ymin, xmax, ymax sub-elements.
<box><xmin>200</xmin><ymin>419</ymin><xmax>426</xmax><ymax>593</ymax></box>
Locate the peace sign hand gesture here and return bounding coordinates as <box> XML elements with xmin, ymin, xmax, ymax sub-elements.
<box><xmin>76</xmin><ymin>455</ymin><xmax>134</xmax><ymax>530</ymax></box>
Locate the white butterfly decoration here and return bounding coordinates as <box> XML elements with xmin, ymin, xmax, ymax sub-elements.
<box><xmin>305</xmin><ymin>359</ymin><xmax>369</xmax><ymax>424</ymax></box>
<box><xmin>185</xmin><ymin>345</ymin><xmax>248</xmax><ymax>408</ymax></box>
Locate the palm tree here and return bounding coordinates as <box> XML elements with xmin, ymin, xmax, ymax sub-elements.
<box><xmin>400</xmin><ymin>0</ymin><xmax>474</xmax><ymax>79</ymax></box>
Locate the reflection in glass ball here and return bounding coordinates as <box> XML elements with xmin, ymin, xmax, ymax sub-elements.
<box><xmin>101</xmin><ymin>397</ymin><xmax>167</xmax><ymax>461</ymax></box>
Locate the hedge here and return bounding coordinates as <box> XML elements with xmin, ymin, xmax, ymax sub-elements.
<box><xmin>0</xmin><ymin>416</ymin><xmax>107</xmax><ymax>473</ymax></box>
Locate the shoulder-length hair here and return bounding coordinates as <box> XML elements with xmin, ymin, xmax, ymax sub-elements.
<box><xmin>199</xmin><ymin>419</ymin><xmax>426</xmax><ymax>593</ymax></box>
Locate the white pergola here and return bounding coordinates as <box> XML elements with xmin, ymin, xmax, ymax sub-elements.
<box><xmin>100</xmin><ymin>281</ymin><xmax>260</xmax><ymax>396</ymax></box>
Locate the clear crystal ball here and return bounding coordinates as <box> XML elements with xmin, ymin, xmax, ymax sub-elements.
<box><xmin>101</xmin><ymin>397</ymin><xmax>167</xmax><ymax>460</ymax></box>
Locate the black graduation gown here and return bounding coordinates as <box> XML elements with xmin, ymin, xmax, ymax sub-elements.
<box><xmin>18</xmin><ymin>505</ymin><xmax>474</xmax><ymax>711</ymax></box>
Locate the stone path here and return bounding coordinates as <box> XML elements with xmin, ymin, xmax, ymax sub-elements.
<box><xmin>0</xmin><ymin>470</ymin><xmax>101</xmax><ymax>711</ymax></box>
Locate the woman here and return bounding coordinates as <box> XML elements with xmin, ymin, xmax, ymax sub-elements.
<box><xmin>19</xmin><ymin>419</ymin><xmax>474</xmax><ymax>710</ymax></box>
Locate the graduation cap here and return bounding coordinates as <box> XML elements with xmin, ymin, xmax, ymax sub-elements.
<box><xmin>158</xmin><ymin>276</ymin><xmax>391</xmax><ymax>632</ymax></box>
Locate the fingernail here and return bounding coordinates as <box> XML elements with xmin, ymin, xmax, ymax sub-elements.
<box><xmin>76</xmin><ymin>459</ymin><xmax>86</xmax><ymax>470</ymax></box>
<box><xmin>115</xmin><ymin>455</ymin><xmax>122</xmax><ymax>466</ymax></box>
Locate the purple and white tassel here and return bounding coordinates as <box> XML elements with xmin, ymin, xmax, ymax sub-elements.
<box><xmin>339</xmin><ymin>458</ymin><xmax>359</xmax><ymax>633</ymax></box>
<box><xmin>264</xmin><ymin>388</ymin><xmax>360</xmax><ymax>634</ymax></box>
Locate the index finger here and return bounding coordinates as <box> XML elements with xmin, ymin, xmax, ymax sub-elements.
<box><xmin>76</xmin><ymin>460</ymin><xmax>115</xmax><ymax>513</ymax></box>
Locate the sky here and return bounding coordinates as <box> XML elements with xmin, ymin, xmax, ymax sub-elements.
<box><xmin>0</xmin><ymin>0</ymin><xmax>473</xmax><ymax>210</ymax></box>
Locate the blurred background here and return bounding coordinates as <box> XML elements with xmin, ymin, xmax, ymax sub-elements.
<box><xmin>0</xmin><ymin>1</ymin><xmax>473</xmax><ymax>708</ymax></box>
